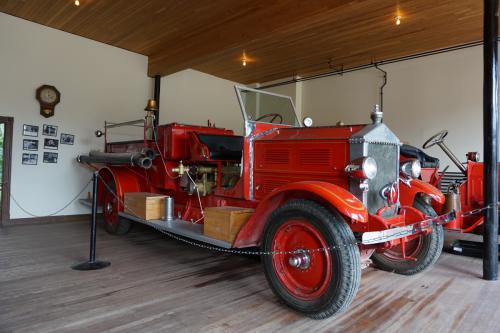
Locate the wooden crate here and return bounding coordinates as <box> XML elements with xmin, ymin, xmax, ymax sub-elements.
<box><xmin>203</xmin><ymin>206</ymin><xmax>254</xmax><ymax>243</ymax></box>
<box><xmin>124</xmin><ymin>192</ymin><xmax>167</xmax><ymax>221</ymax></box>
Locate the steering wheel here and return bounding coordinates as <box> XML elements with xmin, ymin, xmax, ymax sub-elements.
<box><xmin>255</xmin><ymin>113</ymin><xmax>283</xmax><ymax>124</ymax></box>
<box><xmin>422</xmin><ymin>130</ymin><xmax>448</xmax><ymax>149</ymax></box>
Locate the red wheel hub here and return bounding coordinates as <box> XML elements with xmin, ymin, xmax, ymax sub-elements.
<box><xmin>383</xmin><ymin>235</ymin><xmax>423</xmax><ymax>261</ymax></box>
<box><xmin>104</xmin><ymin>191</ymin><xmax>119</xmax><ymax>226</ymax></box>
<box><xmin>272</xmin><ymin>220</ymin><xmax>332</xmax><ymax>300</ymax></box>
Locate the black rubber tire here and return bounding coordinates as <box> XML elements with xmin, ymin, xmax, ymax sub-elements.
<box><xmin>371</xmin><ymin>197</ymin><xmax>444</xmax><ymax>275</ymax></box>
<box><xmin>261</xmin><ymin>199</ymin><xmax>361</xmax><ymax>319</ymax></box>
<box><xmin>102</xmin><ymin>181</ymin><xmax>132</xmax><ymax>235</ymax></box>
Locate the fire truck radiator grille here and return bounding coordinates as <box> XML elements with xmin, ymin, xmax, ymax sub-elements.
<box><xmin>299</xmin><ymin>149</ymin><xmax>331</xmax><ymax>166</ymax></box>
<box><xmin>264</xmin><ymin>149</ymin><xmax>290</xmax><ymax>164</ymax></box>
<box><xmin>366</xmin><ymin>143</ymin><xmax>399</xmax><ymax>214</ymax></box>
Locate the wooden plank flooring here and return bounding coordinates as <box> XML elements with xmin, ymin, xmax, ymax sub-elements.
<box><xmin>1</xmin><ymin>220</ymin><xmax>500</xmax><ymax>333</ymax></box>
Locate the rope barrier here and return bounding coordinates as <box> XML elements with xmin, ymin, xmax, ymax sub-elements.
<box><xmin>10</xmin><ymin>177</ymin><xmax>93</xmax><ymax>217</ymax></box>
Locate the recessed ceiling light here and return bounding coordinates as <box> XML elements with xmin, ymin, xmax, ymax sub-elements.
<box><xmin>74</xmin><ymin>0</ymin><xmax>80</xmax><ymax>6</ymax></box>
<box><xmin>242</xmin><ymin>52</ymin><xmax>248</xmax><ymax>67</ymax></box>
<box><xmin>395</xmin><ymin>15</ymin><xmax>401</xmax><ymax>25</ymax></box>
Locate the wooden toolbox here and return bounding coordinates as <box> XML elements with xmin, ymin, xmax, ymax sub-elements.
<box><xmin>203</xmin><ymin>206</ymin><xmax>254</xmax><ymax>243</ymax></box>
<box><xmin>124</xmin><ymin>192</ymin><xmax>167</xmax><ymax>221</ymax></box>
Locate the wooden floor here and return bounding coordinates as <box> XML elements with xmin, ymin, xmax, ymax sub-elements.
<box><xmin>1</xmin><ymin>220</ymin><xmax>500</xmax><ymax>333</ymax></box>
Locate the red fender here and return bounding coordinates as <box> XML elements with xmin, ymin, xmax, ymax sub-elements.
<box><xmin>233</xmin><ymin>181</ymin><xmax>368</xmax><ymax>248</ymax></box>
<box><xmin>97</xmin><ymin>166</ymin><xmax>146</xmax><ymax>209</ymax></box>
<box><xmin>399</xmin><ymin>178</ymin><xmax>445</xmax><ymax>207</ymax></box>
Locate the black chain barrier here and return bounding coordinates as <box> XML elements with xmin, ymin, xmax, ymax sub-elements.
<box><xmin>99</xmin><ymin>175</ymin><xmax>493</xmax><ymax>256</ymax></box>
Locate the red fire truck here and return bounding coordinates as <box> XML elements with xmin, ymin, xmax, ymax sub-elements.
<box><xmin>401</xmin><ymin>130</ymin><xmax>497</xmax><ymax>234</ymax></box>
<box><xmin>78</xmin><ymin>87</ymin><xmax>453</xmax><ymax>319</ymax></box>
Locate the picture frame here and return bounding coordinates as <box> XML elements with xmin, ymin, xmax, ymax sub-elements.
<box><xmin>23</xmin><ymin>139</ymin><xmax>39</xmax><ymax>151</ymax></box>
<box><xmin>44</xmin><ymin>138</ymin><xmax>59</xmax><ymax>150</ymax></box>
<box><xmin>43</xmin><ymin>152</ymin><xmax>58</xmax><ymax>163</ymax></box>
<box><xmin>60</xmin><ymin>133</ymin><xmax>75</xmax><ymax>145</ymax></box>
<box><xmin>23</xmin><ymin>124</ymin><xmax>39</xmax><ymax>137</ymax></box>
<box><xmin>22</xmin><ymin>153</ymin><xmax>38</xmax><ymax>165</ymax></box>
<box><xmin>43</xmin><ymin>124</ymin><xmax>58</xmax><ymax>137</ymax></box>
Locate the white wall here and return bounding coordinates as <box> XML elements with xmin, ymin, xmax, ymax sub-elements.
<box><xmin>159</xmin><ymin>69</ymin><xmax>244</xmax><ymax>134</ymax></box>
<box><xmin>0</xmin><ymin>13</ymin><xmax>151</xmax><ymax>219</ymax></box>
<box><xmin>295</xmin><ymin>46</ymin><xmax>485</xmax><ymax>171</ymax></box>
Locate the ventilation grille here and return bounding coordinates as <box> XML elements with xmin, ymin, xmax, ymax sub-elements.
<box><xmin>299</xmin><ymin>149</ymin><xmax>331</xmax><ymax>166</ymax></box>
<box><xmin>439</xmin><ymin>172</ymin><xmax>467</xmax><ymax>192</ymax></box>
<box><xmin>264</xmin><ymin>149</ymin><xmax>290</xmax><ymax>164</ymax></box>
<box><xmin>261</xmin><ymin>178</ymin><xmax>289</xmax><ymax>193</ymax></box>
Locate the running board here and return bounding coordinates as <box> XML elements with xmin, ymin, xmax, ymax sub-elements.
<box><xmin>119</xmin><ymin>212</ymin><xmax>232</xmax><ymax>249</ymax></box>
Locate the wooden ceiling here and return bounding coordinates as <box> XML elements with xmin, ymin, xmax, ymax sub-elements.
<box><xmin>0</xmin><ymin>0</ymin><xmax>483</xmax><ymax>83</ymax></box>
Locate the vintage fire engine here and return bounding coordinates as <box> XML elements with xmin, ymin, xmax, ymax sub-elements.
<box><xmin>401</xmin><ymin>129</ymin><xmax>498</xmax><ymax>234</ymax></box>
<box><xmin>78</xmin><ymin>86</ymin><xmax>453</xmax><ymax>319</ymax></box>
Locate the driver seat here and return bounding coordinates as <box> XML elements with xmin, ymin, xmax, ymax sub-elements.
<box><xmin>401</xmin><ymin>144</ymin><xmax>440</xmax><ymax>168</ymax></box>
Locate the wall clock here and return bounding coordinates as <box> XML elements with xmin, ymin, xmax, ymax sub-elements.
<box><xmin>36</xmin><ymin>85</ymin><xmax>60</xmax><ymax>118</ymax></box>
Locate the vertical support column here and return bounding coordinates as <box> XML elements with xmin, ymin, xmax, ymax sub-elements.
<box><xmin>153</xmin><ymin>75</ymin><xmax>161</xmax><ymax>128</ymax></box>
<box><xmin>483</xmin><ymin>0</ymin><xmax>499</xmax><ymax>281</ymax></box>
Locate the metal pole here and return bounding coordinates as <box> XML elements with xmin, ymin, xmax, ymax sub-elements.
<box><xmin>72</xmin><ymin>172</ymin><xmax>110</xmax><ymax>270</ymax></box>
<box><xmin>483</xmin><ymin>0</ymin><xmax>499</xmax><ymax>281</ymax></box>
<box><xmin>89</xmin><ymin>171</ymin><xmax>98</xmax><ymax>262</ymax></box>
<box><xmin>154</xmin><ymin>75</ymin><xmax>161</xmax><ymax>128</ymax></box>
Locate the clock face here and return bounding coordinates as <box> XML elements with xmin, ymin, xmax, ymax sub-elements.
<box><xmin>40</xmin><ymin>87</ymin><xmax>58</xmax><ymax>104</ymax></box>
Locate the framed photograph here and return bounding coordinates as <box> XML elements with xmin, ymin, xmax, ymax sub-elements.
<box><xmin>43</xmin><ymin>124</ymin><xmax>58</xmax><ymax>137</ymax></box>
<box><xmin>43</xmin><ymin>152</ymin><xmax>58</xmax><ymax>164</ymax></box>
<box><xmin>23</xmin><ymin>139</ymin><xmax>38</xmax><ymax>151</ymax></box>
<box><xmin>22</xmin><ymin>153</ymin><xmax>38</xmax><ymax>165</ymax></box>
<box><xmin>44</xmin><ymin>138</ymin><xmax>59</xmax><ymax>150</ymax></box>
<box><xmin>60</xmin><ymin>133</ymin><xmax>75</xmax><ymax>145</ymax></box>
<box><xmin>23</xmin><ymin>124</ymin><xmax>39</xmax><ymax>137</ymax></box>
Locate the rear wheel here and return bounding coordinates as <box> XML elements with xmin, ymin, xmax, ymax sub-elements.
<box><xmin>371</xmin><ymin>196</ymin><xmax>444</xmax><ymax>275</ymax></box>
<box><xmin>261</xmin><ymin>200</ymin><xmax>361</xmax><ymax>319</ymax></box>
<box><xmin>102</xmin><ymin>179</ymin><xmax>131</xmax><ymax>235</ymax></box>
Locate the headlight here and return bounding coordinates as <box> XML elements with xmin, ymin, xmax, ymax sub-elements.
<box><xmin>400</xmin><ymin>159</ymin><xmax>421</xmax><ymax>178</ymax></box>
<box><xmin>345</xmin><ymin>157</ymin><xmax>378</xmax><ymax>180</ymax></box>
<box><xmin>362</xmin><ymin>157</ymin><xmax>378</xmax><ymax>179</ymax></box>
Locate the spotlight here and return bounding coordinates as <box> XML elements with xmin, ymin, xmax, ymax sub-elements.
<box><xmin>74</xmin><ymin>0</ymin><xmax>80</xmax><ymax>6</ymax></box>
<box><xmin>395</xmin><ymin>16</ymin><xmax>401</xmax><ymax>25</ymax></box>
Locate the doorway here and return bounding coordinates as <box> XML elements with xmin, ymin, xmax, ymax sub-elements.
<box><xmin>0</xmin><ymin>117</ymin><xmax>13</xmax><ymax>224</ymax></box>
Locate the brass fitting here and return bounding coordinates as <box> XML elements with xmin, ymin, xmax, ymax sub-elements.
<box><xmin>172</xmin><ymin>161</ymin><xmax>189</xmax><ymax>174</ymax></box>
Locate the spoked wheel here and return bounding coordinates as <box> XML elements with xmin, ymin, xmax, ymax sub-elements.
<box><xmin>371</xmin><ymin>196</ymin><xmax>444</xmax><ymax>275</ymax></box>
<box><xmin>102</xmin><ymin>180</ymin><xmax>131</xmax><ymax>235</ymax></box>
<box><xmin>262</xmin><ymin>200</ymin><xmax>361</xmax><ymax>319</ymax></box>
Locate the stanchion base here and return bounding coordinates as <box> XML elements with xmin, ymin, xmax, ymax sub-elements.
<box><xmin>72</xmin><ymin>260</ymin><xmax>111</xmax><ymax>271</ymax></box>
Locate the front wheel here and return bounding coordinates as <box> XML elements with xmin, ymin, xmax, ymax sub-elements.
<box><xmin>102</xmin><ymin>180</ymin><xmax>132</xmax><ymax>235</ymax></box>
<box><xmin>261</xmin><ymin>199</ymin><xmax>361</xmax><ymax>319</ymax></box>
<box><xmin>371</xmin><ymin>197</ymin><xmax>444</xmax><ymax>275</ymax></box>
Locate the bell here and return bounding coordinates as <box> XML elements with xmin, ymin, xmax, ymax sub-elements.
<box><xmin>144</xmin><ymin>99</ymin><xmax>158</xmax><ymax>112</ymax></box>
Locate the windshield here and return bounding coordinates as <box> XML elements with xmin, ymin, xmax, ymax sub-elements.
<box><xmin>235</xmin><ymin>86</ymin><xmax>300</xmax><ymax>127</ymax></box>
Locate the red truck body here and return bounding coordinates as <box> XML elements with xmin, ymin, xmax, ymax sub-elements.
<box><xmin>79</xmin><ymin>86</ymin><xmax>452</xmax><ymax>318</ymax></box>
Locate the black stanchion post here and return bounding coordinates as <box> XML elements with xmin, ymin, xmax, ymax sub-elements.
<box><xmin>72</xmin><ymin>171</ymin><xmax>111</xmax><ymax>271</ymax></box>
<box><xmin>483</xmin><ymin>0</ymin><xmax>499</xmax><ymax>281</ymax></box>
